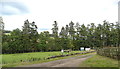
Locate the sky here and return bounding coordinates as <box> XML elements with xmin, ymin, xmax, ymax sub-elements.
<box><xmin>0</xmin><ymin>0</ymin><xmax>119</xmax><ymax>33</ymax></box>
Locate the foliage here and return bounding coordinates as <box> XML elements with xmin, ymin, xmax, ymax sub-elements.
<box><xmin>2</xmin><ymin>20</ymin><xmax>39</xmax><ymax>53</ymax></box>
<box><xmin>2</xmin><ymin>20</ymin><xmax>119</xmax><ymax>53</ymax></box>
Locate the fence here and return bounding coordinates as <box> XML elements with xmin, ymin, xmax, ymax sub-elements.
<box><xmin>96</xmin><ymin>47</ymin><xmax>119</xmax><ymax>60</ymax></box>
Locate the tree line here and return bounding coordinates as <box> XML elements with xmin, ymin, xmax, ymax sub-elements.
<box><xmin>2</xmin><ymin>20</ymin><xmax>119</xmax><ymax>54</ymax></box>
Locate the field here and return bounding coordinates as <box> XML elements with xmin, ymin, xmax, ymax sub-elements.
<box><xmin>80</xmin><ymin>54</ymin><xmax>118</xmax><ymax>67</ymax></box>
<box><xmin>2</xmin><ymin>50</ymin><xmax>90</xmax><ymax>67</ymax></box>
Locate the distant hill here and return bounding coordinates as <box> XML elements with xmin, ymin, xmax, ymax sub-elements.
<box><xmin>3</xmin><ymin>30</ymin><xmax>11</xmax><ymax>35</ymax></box>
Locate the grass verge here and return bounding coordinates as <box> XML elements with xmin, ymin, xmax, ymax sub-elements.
<box><xmin>80</xmin><ymin>54</ymin><xmax>118</xmax><ymax>67</ymax></box>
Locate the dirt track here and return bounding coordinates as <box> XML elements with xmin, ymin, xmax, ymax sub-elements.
<box><xmin>19</xmin><ymin>53</ymin><xmax>95</xmax><ymax>67</ymax></box>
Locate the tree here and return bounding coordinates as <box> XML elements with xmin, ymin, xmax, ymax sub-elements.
<box><xmin>2</xmin><ymin>34</ymin><xmax>11</xmax><ymax>53</ymax></box>
<box><xmin>59</xmin><ymin>26</ymin><xmax>70</xmax><ymax>50</ymax></box>
<box><xmin>0</xmin><ymin>17</ymin><xmax>4</xmax><ymax>32</ymax></box>
<box><xmin>2</xmin><ymin>28</ymin><xmax>22</xmax><ymax>53</ymax></box>
<box><xmin>79</xmin><ymin>24</ymin><xmax>88</xmax><ymax>48</ymax></box>
<box><xmin>51</xmin><ymin>21</ymin><xmax>58</xmax><ymax>38</ymax></box>
<box><xmin>65</xmin><ymin>25</ymin><xmax>69</xmax><ymax>37</ymax></box>
<box><xmin>10</xmin><ymin>28</ymin><xmax>22</xmax><ymax>53</ymax></box>
<box><xmin>51</xmin><ymin>21</ymin><xmax>60</xmax><ymax>51</ymax></box>
<box><xmin>73</xmin><ymin>22</ymin><xmax>81</xmax><ymax>50</ymax></box>
<box><xmin>69</xmin><ymin>21</ymin><xmax>75</xmax><ymax>39</ymax></box>
<box><xmin>2</xmin><ymin>19</ymin><xmax>119</xmax><ymax>54</ymax></box>
<box><xmin>59</xmin><ymin>27</ymin><xmax>66</xmax><ymax>38</ymax></box>
<box><xmin>22</xmin><ymin>19</ymin><xmax>38</xmax><ymax>52</ymax></box>
<box><xmin>0</xmin><ymin>17</ymin><xmax>4</xmax><ymax>54</ymax></box>
<box><xmin>37</xmin><ymin>31</ymin><xmax>52</xmax><ymax>51</ymax></box>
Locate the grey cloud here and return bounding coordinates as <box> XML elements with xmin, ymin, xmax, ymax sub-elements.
<box><xmin>0</xmin><ymin>2</ymin><xmax>29</xmax><ymax>15</ymax></box>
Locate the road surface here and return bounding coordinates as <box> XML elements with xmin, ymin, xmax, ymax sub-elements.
<box><xmin>18</xmin><ymin>53</ymin><xmax>95</xmax><ymax>67</ymax></box>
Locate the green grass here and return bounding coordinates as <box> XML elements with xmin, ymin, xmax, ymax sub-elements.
<box><xmin>80</xmin><ymin>54</ymin><xmax>118</xmax><ymax>67</ymax></box>
<box><xmin>0</xmin><ymin>55</ymin><xmax>2</xmax><ymax>63</ymax></box>
<box><xmin>2</xmin><ymin>50</ymin><xmax>89</xmax><ymax>67</ymax></box>
<box><xmin>0</xmin><ymin>55</ymin><xmax>2</xmax><ymax>68</ymax></box>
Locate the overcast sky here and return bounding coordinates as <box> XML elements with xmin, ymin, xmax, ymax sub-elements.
<box><xmin>0</xmin><ymin>0</ymin><xmax>119</xmax><ymax>33</ymax></box>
